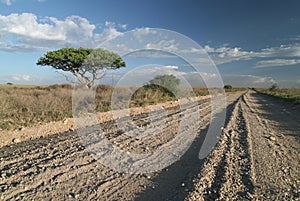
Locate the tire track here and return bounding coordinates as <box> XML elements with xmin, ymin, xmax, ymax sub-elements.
<box><xmin>0</xmin><ymin>93</ymin><xmax>243</xmax><ymax>200</ymax></box>
<box><xmin>186</xmin><ymin>94</ymin><xmax>255</xmax><ymax>201</ymax></box>
<box><xmin>241</xmin><ymin>91</ymin><xmax>300</xmax><ymax>200</ymax></box>
<box><xmin>0</xmin><ymin>96</ymin><xmax>217</xmax><ymax>200</ymax></box>
<box><xmin>187</xmin><ymin>90</ymin><xmax>300</xmax><ymax>201</ymax></box>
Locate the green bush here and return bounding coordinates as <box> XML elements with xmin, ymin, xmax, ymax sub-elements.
<box><xmin>224</xmin><ymin>85</ymin><xmax>233</xmax><ymax>91</ymax></box>
<box><xmin>149</xmin><ymin>74</ymin><xmax>180</xmax><ymax>96</ymax></box>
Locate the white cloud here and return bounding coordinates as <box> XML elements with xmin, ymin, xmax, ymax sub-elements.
<box><xmin>104</xmin><ymin>21</ymin><xmax>127</xmax><ymax>30</ymax></box>
<box><xmin>93</xmin><ymin>21</ymin><xmax>123</xmax><ymax>45</ymax></box>
<box><xmin>94</xmin><ymin>28</ymin><xmax>123</xmax><ymax>43</ymax></box>
<box><xmin>1</xmin><ymin>0</ymin><xmax>44</xmax><ymax>5</ymax></box>
<box><xmin>104</xmin><ymin>21</ymin><xmax>114</xmax><ymax>27</ymax></box>
<box><xmin>204</xmin><ymin>45</ymin><xmax>257</xmax><ymax>64</ymax></box>
<box><xmin>12</xmin><ymin>75</ymin><xmax>31</xmax><ymax>81</ymax></box>
<box><xmin>1</xmin><ymin>0</ymin><xmax>12</xmax><ymax>5</ymax></box>
<box><xmin>205</xmin><ymin>43</ymin><xmax>300</xmax><ymax>65</ymax></box>
<box><xmin>144</xmin><ymin>65</ymin><xmax>184</xmax><ymax>76</ymax></box>
<box><xmin>260</xmin><ymin>44</ymin><xmax>300</xmax><ymax>57</ymax></box>
<box><xmin>133</xmin><ymin>27</ymin><xmax>157</xmax><ymax>37</ymax></box>
<box><xmin>200</xmin><ymin>72</ymin><xmax>217</xmax><ymax>79</ymax></box>
<box><xmin>192</xmin><ymin>57</ymin><xmax>214</xmax><ymax>66</ymax></box>
<box><xmin>0</xmin><ymin>41</ymin><xmax>37</xmax><ymax>52</ymax></box>
<box><xmin>130</xmin><ymin>27</ymin><xmax>158</xmax><ymax>42</ymax></box>
<box><xmin>145</xmin><ymin>40</ymin><xmax>178</xmax><ymax>52</ymax></box>
<box><xmin>125</xmin><ymin>50</ymin><xmax>177</xmax><ymax>58</ymax></box>
<box><xmin>119</xmin><ymin>24</ymin><xmax>127</xmax><ymax>30</ymax></box>
<box><xmin>289</xmin><ymin>36</ymin><xmax>300</xmax><ymax>41</ymax></box>
<box><xmin>180</xmin><ymin>71</ymin><xmax>219</xmax><ymax>86</ymax></box>
<box><xmin>255</xmin><ymin>59</ymin><xmax>300</xmax><ymax>68</ymax></box>
<box><xmin>0</xmin><ymin>13</ymin><xmax>95</xmax><ymax>44</ymax></box>
<box><xmin>0</xmin><ymin>13</ymin><xmax>124</xmax><ymax>51</ymax></box>
<box><xmin>222</xmin><ymin>74</ymin><xmax>276</xmax><ymax>87</ymax></box>
<box><xmin>22</xmin><ymin>75</ymin><xmax>30</xmax><ymax>81</ymax></box>
<box><xmin>179</xmin><ymin>47</ymin><xmax>208</xmax><ymax>55</ymax></box>
<box><xmin>163</xmin><ymin>65</ymin><xmax>179</xmax><ymax>70</ymax></box>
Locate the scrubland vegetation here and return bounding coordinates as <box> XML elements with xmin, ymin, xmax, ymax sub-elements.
<box><xmin>0</xmin><ymin>84</ymin><xmax>211</xmax><ymax>130</ymax></box>
<box><xmin>0</xmin><ymin>84</ymin><xmax>72</xmax><ymax>130</ymax></box>
<box><xmin>256</xmin><ymin>87</ymin><xmax>300</xmax><ymax>104</ymax></box>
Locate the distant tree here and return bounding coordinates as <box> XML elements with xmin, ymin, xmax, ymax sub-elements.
<box><xmin>6</xmin><ymin>82</ymin><xmax>13</xmax><ymax>85</ymax></box>
<box><xmin>148</xmin><ymin>74</ymin><xmax>180</xmax><ymax>96</ymax></box>
<box><xmin>270</xmin><ymin>83</ymin><xmax>279</xmax><ymax>91</ymax></box>
<box><xmin>224</xmin><ymin>85</ymin><xmax>233</xmax><ymax>91</ymax></box>
<box><xmin>37</xmin><ymin>47</ymin><xmax>126</xmax><ymax>89</ymax></box>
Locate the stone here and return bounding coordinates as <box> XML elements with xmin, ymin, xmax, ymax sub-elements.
<box><xmin>12</xmin><ymin>138</ymin><xmax>21</xmax><ymax>143</ymax></box>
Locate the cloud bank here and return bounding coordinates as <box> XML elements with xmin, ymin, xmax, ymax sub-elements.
<box><xmin>204</xmin><ymin>44</ymin><xmax>300</xmax><ymax>67</ymax></box>
<box><xmin>0</xmin><ymin>13</ymin><xmax>124</xmax><ymax>51</ymax></box>
<box><xmin>0</xmin><ymin>13</ymin><xmax>299</xmax><ymax>87</ymax></box>
<box><xmin>1</xmin><ymin>0</ymin><xmax>45</xmax><ymax>5</ymax></box>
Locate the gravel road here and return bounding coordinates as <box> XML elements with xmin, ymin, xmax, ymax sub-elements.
<box><xmin>0</xmin><ymin>91</ymin><xmax>299</xmax><ymax>200</ymax></box>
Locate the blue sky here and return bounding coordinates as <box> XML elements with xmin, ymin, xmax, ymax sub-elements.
<box><xmin>0</xmin><ymin>0</ymin><xmax>299</xmax><ymax>87</ymax></box>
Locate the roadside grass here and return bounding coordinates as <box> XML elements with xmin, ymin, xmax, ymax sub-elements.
<box><xmin>0</xmin><ymin>84</ymin><xmax>242</xmax><ymax>130</ymax></box>
<box><xmin>224</xmin><ymin>87</ymin><xmax>247</xmax><ymax>93</ymax></box>
<box><xmin>0</xmin><ymin>85</ymin><xmax>72</xmax><ymax>130</ymax></box>
<box><xmin>256</xmin><ymin>88</ymin><xmax>300</xmax><ymax>104</ymax></box>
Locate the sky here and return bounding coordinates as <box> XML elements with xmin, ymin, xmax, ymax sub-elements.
<box><xmin>0</xmin><ymin>0</ymin><xmax>299</xmax><ymax>87</ymax></box>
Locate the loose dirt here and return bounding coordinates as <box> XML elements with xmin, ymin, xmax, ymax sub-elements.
<box><xmin>0</xmin><ymin>91</ymin><xmax>299</xmax><ymax>200</ymax></box>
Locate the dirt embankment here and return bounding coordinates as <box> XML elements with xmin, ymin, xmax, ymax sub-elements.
<box><xmin>0</xmin><ymin>95</ymin><xmax>212</xmax><ymax>149</ymax></box>
<box><xmin>0</xmin><ymin>91</ymin><xmax>299</xmax><ymax>200</ymax></box>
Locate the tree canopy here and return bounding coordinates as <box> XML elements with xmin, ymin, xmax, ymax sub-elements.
<box><xmin>224</xmin><ymin>85</ymin><xmax>233</xmax><ymax>91</ymax></box>
<box><xmin>148</xmin><ymin>74</ymin><xmax>180</xmax><ymax>96</ymax></box>
<box><xmin>37</xmin><ymin>47</ymin><xmax>126</xmax><ymax>88</ymax></box>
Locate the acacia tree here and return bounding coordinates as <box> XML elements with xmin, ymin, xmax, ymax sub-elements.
<box><xmin>37</xmin><ymin>47</ymin><xmax>126</xmax><ymax>88</ymax></box>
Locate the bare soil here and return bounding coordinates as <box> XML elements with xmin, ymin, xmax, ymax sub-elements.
<box><xmin>0</xmin><ymin>91</ymin><xmax>299</xmax><ymax>200</ymax></box>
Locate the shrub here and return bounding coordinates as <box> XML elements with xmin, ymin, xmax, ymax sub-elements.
<box><xmin>270</xmin><ymin>83</ymin><xmax>279</xmax><ymax>91</ymax></box>
<box><xmin>224</xmin><ymin>85</ymin><xmax>233</xmax><ymax>91</ymax></box>
<box><xmin>149</xmin><ymin>74</ymin><xmax>180</xmax><ymax>96</ymax></box>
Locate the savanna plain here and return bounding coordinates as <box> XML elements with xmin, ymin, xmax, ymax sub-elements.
<box><xmin>0</xmin><ymin>84</ymin><xmax>299</xmax><ymax>200</ymax></box>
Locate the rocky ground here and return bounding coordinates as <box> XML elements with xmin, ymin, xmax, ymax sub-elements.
<box><xmin>0</xmin><ymin>91</ymin><xmax>299</xmax><ymax>200</ymax></box>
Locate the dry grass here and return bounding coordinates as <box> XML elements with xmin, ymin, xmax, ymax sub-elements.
<box><xmin>256</xmin><ymin>88</ymin><xmax>300</xmax><ymax>104</ymax></box>
<box><xmin>0</xmin><ymin>84</ymin><xmax>235</xmax><ymax>130</ymax></box>
<box><xmin>0</xmin><ymin>85</ymin><xmax>72</xmax><ymax>130</ymax></box>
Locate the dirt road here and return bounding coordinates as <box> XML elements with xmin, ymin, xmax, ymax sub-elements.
<box><xmin>0</xmin><ymin>91</ymin><xmax>299</xmax><ymax>200</ymax></box>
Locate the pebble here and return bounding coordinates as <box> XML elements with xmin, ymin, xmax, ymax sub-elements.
<box><xmin>269</xmin><ymin>136</ymin><xmax>276</xmax><ymax>141</ymax></box>
<box><xmin>282</xmin><ymin>167</ymin><xmax>288</xmax><ymax>173</ymax></box>
<box><xmin>12</xmin><ymin>138</ymin><xmax>21</xmax><ymax>143</ymax></box>
<box><xmin>68</xmin><ymin>193</ymin><xmax>76</xmax><ymax>198</ymax></box>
